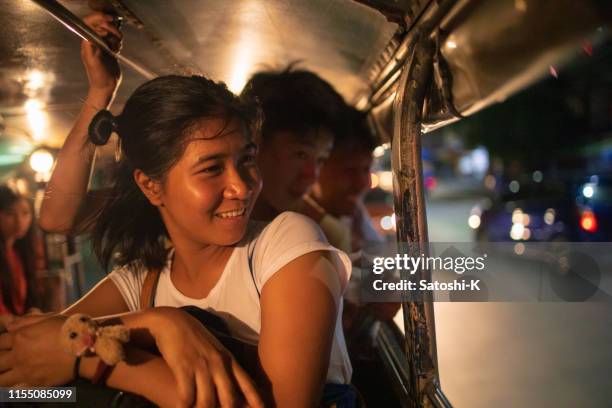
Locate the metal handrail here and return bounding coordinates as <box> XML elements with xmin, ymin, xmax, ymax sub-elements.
<box><xmin>376</xmin><ymin>320</ymin><xmax>453</xmax><ymax>408</ymax></box>
<box><xmin>30</xmin><ymin>0</ymin><xmax>157</xmax><ymax>79</ymax></box>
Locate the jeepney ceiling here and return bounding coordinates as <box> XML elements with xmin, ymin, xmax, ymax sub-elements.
<box><xmin>0</xmin><ymin>0</ymin><xmax>398</xmax><ymax>148</ymax></box>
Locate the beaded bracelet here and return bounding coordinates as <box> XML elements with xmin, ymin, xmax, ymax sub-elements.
<box><xmin>73</xmin><ymin>356</ymin><xmax>82</xmax><ymax>381</ymax></box>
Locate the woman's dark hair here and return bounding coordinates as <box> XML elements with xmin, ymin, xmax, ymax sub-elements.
<box><xmin>89</xmin><ymin>75</ymin><xmax>260</xmax><ymax>271</ymax></box>
<box><xmin>241</xmin><ymin>64</ymin><xmax>347</xmax><ymax>144</ymax></box>
<box><xmin>0</xmin><ymin>186</ymin><xmax>37</xmax><ymax>314</ymax></box>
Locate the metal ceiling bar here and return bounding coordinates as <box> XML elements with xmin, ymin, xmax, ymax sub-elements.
<box><xmin>365</xmin><ymin>0</ymin><xmax>458</xmax><ymax>108</ymax></box>
<box><xmin>30</xmin><ymin>0</ymin><xmax>157</xmax><ymax>80</ymax></box>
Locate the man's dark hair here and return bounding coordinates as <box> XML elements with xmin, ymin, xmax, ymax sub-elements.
<box><xmin>242</xmin><ymin>65</ymin><xmax>347</xmax><ymax>143</ymax></box>
<box><xmin>333</xmin><ymin>107</ymin><xmax>380</xmax><ymax>153</ymax></box>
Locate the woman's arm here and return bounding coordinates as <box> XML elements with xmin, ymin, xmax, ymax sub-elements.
<box><xmin>61</xmin><ymin>278</ymin><xmax>130</xmax><ymax>317</ymax></box>
<box><xmin>39</xmin><ymin>12</ymin><xmax>121</xmax><ymax>234</ymax></box>
<box><xmin>79</xmin><ymin>348</ymin><xmax>180</xmax><ymax>407</ymax></box>
<box><xmin>0</xmin><ymin>315</ymin><xmax>180</xmax><ymax>408</ymax></box>
<box><xmin>4</xmin><ymin>277</ymin><xmax>131</xmax><ymax>331</ymax></box>
<box><xmin>2</xmin><ymin>309</ymin><xmax>263</xmax><ymax>408</ymax></box>
<box><xmin>258</xmin><ymin>251</ymin><xmax>343</xmax><ymax>407</ymax></box>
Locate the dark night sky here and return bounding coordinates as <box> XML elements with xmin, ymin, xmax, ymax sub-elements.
<box><xmin>441</xmin><ymin>37</ymin><xmax>612</xmax><ymax>171</ymax></box>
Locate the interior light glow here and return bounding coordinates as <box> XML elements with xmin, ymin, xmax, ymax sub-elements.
<box><xmin>373</xmin><ymin>145</ymin><xmax>386</xmax><ymax>158</ymax></box>
<box><xmin>468</xmin><ymin>214</ymin><xmax>481</xmax><ymax>229</ymax></box>
<box><xmin>378</xmin><ymin>171</ymin><xmax>393</xmax><ymax>192</ymax></box>
<box><xmin>370</xmin><ymin>173</ymin><xmax>379</xmax><ymax>188</ymax></box>
<box><xmin>24</xmin><ymin>99</ymin><xmax>48</xmax><ymax>141</ymax></box>
<box><xmin>29</xmin><ymin>148</ymin><xmax>54</xmax><ymax>173</ymax></box>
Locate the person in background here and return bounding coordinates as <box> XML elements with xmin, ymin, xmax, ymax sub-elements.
<box><xmin>241</xmin><ymin>67</ymin><xmax>353</xmax><ymax>252</ymax></box>
<box><xmin>308</xmin><ymin>107</ymin><xmax>400</xmax><ymax>324</ymax></box>
<box><xmin>0</xmin><ymin>186</ymin><xmax>39</xmax><ymax>315</ymax></box>
<box><xmin>311</xmin><ymin>107</ymin><xmax>383</xmax><ymax>253</ymax></box>
<box><xmin>308</xmin><ymin>107</ymin><xmax>401</xmax><ymax>406</ymax></box>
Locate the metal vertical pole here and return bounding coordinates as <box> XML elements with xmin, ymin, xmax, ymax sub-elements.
<box><xmin>391</xmin><ymin>32</ymin><xmax>440</xmax><ymax>407</ymax></box>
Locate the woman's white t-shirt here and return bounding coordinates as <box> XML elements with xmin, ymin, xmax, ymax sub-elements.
<box><xmin>107</xmin><ymin>211</ymin><xmax>353</xmax><ymax>384</ymax></box>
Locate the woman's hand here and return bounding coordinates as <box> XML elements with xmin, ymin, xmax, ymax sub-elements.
<box><xmin>1</xmin><ymin>311</ymin><xmax>55</xmax><ymax>332</ymax></box>
<box><xmin>81</xmin><ymin>12</ymin><xmax>123</xmax><ymax>98</ymax></box>
<box><xmin>0</xmin><ymin>316</ymin><xmax>74</xmax><ymax>386</ymax></box>
<box><xmin>148</xmin><ymin>307</ymin><xmax>263</xmax><ymax>408</ymax></box>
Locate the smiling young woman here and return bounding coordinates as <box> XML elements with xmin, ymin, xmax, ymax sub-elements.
<box><xmin>0</xmin><ymin>14</ymin><xmax>354</xmax><ymax>408</ymax></box>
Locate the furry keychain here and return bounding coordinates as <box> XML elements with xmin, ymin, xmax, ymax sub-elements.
<box><xmin>60</xmin><ymin>314</ymin><xmax>129</xmax><ymax>366</ymax></box>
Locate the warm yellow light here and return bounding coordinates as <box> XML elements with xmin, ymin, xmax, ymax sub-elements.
<box><xmin>370</xmin><ymin>173</ymin><xmax>379</xmax><ymax>188</ymax></box>
<box><xmin>29</xmin><ymin>149</ymin><xmax>54</xmax><ymax>173</ymax></box>
<box><xmin>378</xmin><ymin>171</ymin><xmax>393</xmax><ymax>192</ymax></box>
<box><xmin>512</xmin><ymin>208</ymin><xmax>523</xmax><ymax>224</ymax></box>
<box><xmin>544</xmin><ymin>208</ymin><xmax>555</xmax><ymax>225</ymax></box>
<box><xmin>25</xmin><ymin>99</ymin><xmax>44</xmax><ymax>112</ymax></box>
<box><xmin>227</xmin><ymin>48</ymin><xmax>252</xmax><ymax>93</ymax></box>
<box><xmin>26</xmin><ymin>70</ymin><xmax>46</xmax><ymax>92</ymax></box>
<box><xmin>510</xmin><ymin>223</ymin><xmax>524</xmax><ymax>240</ymax></box>
<box><xmin>468</xmin><ymin>214</ymin><xmax>481</xmax><ymax>229</ymax></box>
<box><xmin>226</xmin><ymin>4</ymin><xmax>261</xmax><ymax>94</ymax></box>
<box><xmin>373</xmin><ymin>145</ymin><xmax>386</xmax><ymax>158</ymax></box>
<box><xmin>25</xmin><ymin>99</ymin><xmax>48</xmax><ymax>141</ymax></box>
<box><xmin>514</xmin><ymin>243</ymin><xmax>525</xmax><ymax>255</ymax></box>
<box><xmin>15</xmin><ymin>179</ymin><xmax>29</xmax><ymax>196</ymax></box>
<box><xmin>522</xmin><ymin>214</ymin><xmax>530</xmax><ymax>226</ymax></box>
<box><xmin>521</xmin><ymin>227</ymin><xmax>531</xmax><ymax>240</ymax></box>
<box><xmin>515</xmin><ymin>0</ymin><xmax>527</xmax><ymax>12</ymax></box>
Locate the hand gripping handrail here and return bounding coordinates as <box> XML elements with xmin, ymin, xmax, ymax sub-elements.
<box><xmin>30</xmin><ymin>0</ymin><xmax>157</xmax><ymax>80</ymax></box>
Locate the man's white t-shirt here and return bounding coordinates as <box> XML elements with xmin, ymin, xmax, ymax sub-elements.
<box><xmin>107</xmin><ymin>211</ymin><xmax>353</xmax><ymax>384</ymax></box>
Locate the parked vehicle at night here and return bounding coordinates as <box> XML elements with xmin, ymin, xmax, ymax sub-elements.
<box><xmin>470</xmin><ymin>174</ymin><xmax>612</xmax><ymax>243</ymax></box>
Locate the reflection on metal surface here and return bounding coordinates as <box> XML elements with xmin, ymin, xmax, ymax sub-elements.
<box><xmin>24</xmin><ymin>99</ymin><xmax>47</xmax><ymax>141</ymax></box>
<box><xmin>0</xmin><ymin>0</ymin><xmax>397</xmax><ymax>147</ymax></box>
<box><xmin>426</xmin><ymin>0</ymin><xmax>611</xmax><ymax>130</ymax></box>
<box><xmin>24</xmin><ymin>70</ymin><xmax>50</xmax><ymax>95</ymax></box>
<box><xmin>225</xmin><ymin>0</ymin><xmax>264</xmax><ymax>93</ymax></box>
<box><xmin>352</xmin><ymin>0</ymin><xmax>426</xmax><ymax>28</ymax></box>
<box><xmin>366</xmin><ymin>0</ymin><xmax>610</xmax><ymax>135</ymax></box>
<box><xmin>375</xmin><ymin>320</ymin><xmax>412</xmax><ymax>401</ymax></box>
<box><xmin>30</xmin><ymin>0</ymin><xmax>157</xmax><ymax>79</ymax></box>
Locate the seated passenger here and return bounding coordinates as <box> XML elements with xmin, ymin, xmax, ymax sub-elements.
<box><xmin>311</xmin><ymin>108</ymin><xmax>384</xmax><ymax>253</ymax></box>
<box><xmin>0</xmin><ymin>186</ymin><xmax>39</xmax><ymax>315</ymax></box>
<box><xmin>11</xmin><ymin>12</ymin><xmax>353</xmax><ymax>408</ymax></box>
<box><xmin>310</xmin><ymin>108</ymin><xmax>400</xmax><ymax>407</ymax></box>
<box><xmin>241</xmin><ymin>67</ymin><xmax>353</xmax><ymax>252</ymax></box>
<box><xmin>309</xmin><ymin>107</ymin><xmax>400</xmax><ymax>325</ymax></box>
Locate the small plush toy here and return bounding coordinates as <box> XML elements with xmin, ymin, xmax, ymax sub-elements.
<box><xmin>61</xmin><ymin>314</ymin><xmax>130</xmax><ymax>366</ymax></box>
